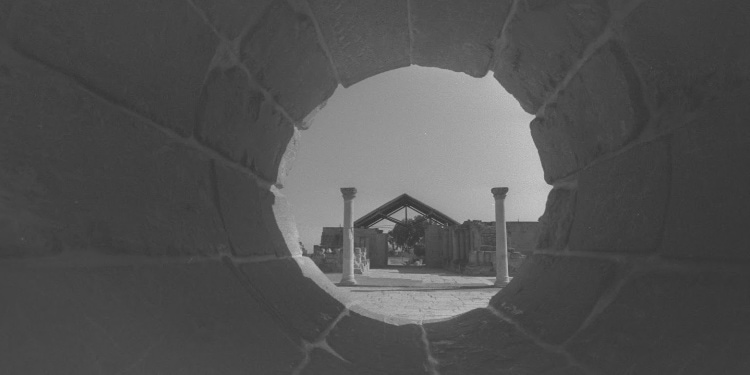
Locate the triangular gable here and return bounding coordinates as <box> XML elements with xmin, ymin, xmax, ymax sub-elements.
<box><xmin>353</xmin><ymin>193</ymin><xmax>459</xmax><ymax>228</ymax></box>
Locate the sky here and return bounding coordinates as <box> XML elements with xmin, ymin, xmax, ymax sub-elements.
<box><xmin>282</xmin><ymin>66</ymin><xmax>550</xmax><ymax>251</ymax></box>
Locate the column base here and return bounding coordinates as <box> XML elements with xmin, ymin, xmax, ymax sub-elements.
<box><xmin>339</xmin><ymin>276</ymin><xmax>357</xmax><ymax>286</ymax></box>
<box><xmin>494</xmin><ymin>276</ymin><xmax>512</xmax><ymax>287</ymax></box>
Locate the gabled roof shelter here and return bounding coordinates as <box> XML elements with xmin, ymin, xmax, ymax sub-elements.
<box><xmin>353</xmin><ymin>193</ymin><xmax>459</xmax><ymax>228</ymax></box>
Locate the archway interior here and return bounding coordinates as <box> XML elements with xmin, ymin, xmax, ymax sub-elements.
<box><xmin>284</xmin><ymin>65</ymin><xmax>546</xmax><ymax>321</ymax></box>
<box><xmin>1</xmin><ymin>0</ymin><xmax>748</xmax><ymax>374</ymax></box>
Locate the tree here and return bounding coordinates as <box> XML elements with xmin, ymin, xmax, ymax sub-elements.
<box><xmin>388</xmin><ymin>215</ymin><xmax>430</xmax><ymax>253</ymax></box>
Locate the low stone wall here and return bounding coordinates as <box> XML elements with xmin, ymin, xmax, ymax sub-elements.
<box><xmin>425</xmin><ymin>221</ymin><xmax>534</xmax><ymax>275</ymax></box>
<box><xmin>309</xmin><ymin>247</ymin><xmax>369</xmax><ymax>274</ymax></box>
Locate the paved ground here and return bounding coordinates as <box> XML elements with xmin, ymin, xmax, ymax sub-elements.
<box><xmin>325</xmin><ymin>266</ymin><xmax>502</xmax><ymax>322</ymax></box>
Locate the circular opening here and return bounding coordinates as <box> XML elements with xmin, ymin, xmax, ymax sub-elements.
<box><xmin>285</xmin><ymin>66</ymin><xmax>548</xmax><ymax>322</ymax></box>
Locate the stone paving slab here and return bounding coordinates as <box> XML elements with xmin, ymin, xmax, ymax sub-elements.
<box><xmin>326</xmin><ymin>267</ymin><xmax>501</xmax><ymax>322</ymax></box>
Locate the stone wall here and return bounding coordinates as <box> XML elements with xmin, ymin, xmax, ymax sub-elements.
<box><xmin>424</xmin><ymin>224</ymin><xmax>446</xmax><ymax>267</ymax></box>
<box><xmin>425</xmin><ymin>222</ymin><xmax>531</xmax><ymax>275</ymax></box>
<box><xmin>2</xmin><ymin>0</ymin><xmax>749</xmax><ymax>374</ymax></box>
<box><xmin>317</xmin><ymin>227</ymin><xmax>387</xmax><ymax>269</ymax></box>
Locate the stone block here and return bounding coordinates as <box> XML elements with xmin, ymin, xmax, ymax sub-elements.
<box><xmin>308</xmin><ymin>0</ymin><xmax>410</xmax><ymax>86</ymax></box>
<box><xmin>490</xmin><ymin>254</ymin><xmax>620</xmax><ymax>344</ymax></box>
<box><xmin>0</xmin><ymin>55</ymin><xmax>229</xmax><ymax>257</ymax></box>
<box><xmin>7</xmin><ymin>0</ymin><xmax>218</xmax><ymax>136</ymax></box>
<box><xmin>327</xmin><ymin>312</ymin><xmax>428</xmax><ymax>375</ymax></box>
<box><xmin>265</xmin><ymin>186</ymin><xmax>305</xmax><ymax>255</ymax></box>
<box><xmin>543</xmin><ymin>366</ymin><xmax>589</xmax><ymax>375</ymax></box>
<box><xmin>276</xmin><ymin>126</ymin><xmax>301</xmax><ymax>187</ymax></box>
<box><xmin>301</xmin><ymin>348</ymin><xmax>382</xmax><ymax>375</ymax></box>
<box><xmin>661</xmin><ymin>87</ymin><xmax>750</xmax><ymax>260</ymax></box>
<box><xmin>536</xmin><ymin>187</ymin><xmax>577</xmax><ymax>251</ymax></box>
<box><xmin>621</xmin><ymin>0</ymin><xmax>750</xmax><ymax>115</ymax></box>
<box><xmin>567</xmin><ymin>270</ymin><xmax>750</xmax><ymax>374</ymax></box>
<box><xmin>214</xmin><ymin>164</ymin><xmax>300</xmax><ymax>257</ymax></box>
<box><xmin>531</xmin><ymin>42</ymin><xmax>647</xmax><ymax>183</ymax></box>
<box><xmin>494</xmin><ymin>0</ymin><xmax>609</xmax><ymax>113</ymax></box>
<box><xmin>196</xmin><ymin>66</ymin><xmax>295</xmax><ymax>183</ymax></box>
<box><xmin>1</xmin><ymin>1</ymin><xmax>15</xmax><ymax>24</ymax></box>
<box><xmin>237</xmin><ymin>257</ymin><xmax>346</xmax><ymax>342</ymax></box>
<box><xmin>424</xmin><ymin>309</ymin><xmax>568</xmax><ymax>375</ymax></box>
<box><xmin>0</xmin><ymin>262</ymin><xmax>304</xmax><ymax>374</ymax></box>
<box><xmin>410</xmin><ymin>0</ymin><xmax>512</xmax><ymax>77</ymax></box>
<box><xmin>568</xmin><ymin>140</ymin><xmax>669</xmax><ymax>252</ymax></box>
<box><xmin>191</xmin><ymin>0</ymin><xmax>275</xmax><ymax>40</ymax></box>
<box><xmin>241</xmin><ymin>1</ymin><xmax>337</xmax><ymax>121</ymax></box>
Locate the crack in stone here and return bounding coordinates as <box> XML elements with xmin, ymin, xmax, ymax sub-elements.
<box><xmin>609</xmin><ymin>0</ymin><xmax>652</xmax><ymax>24</ymax></box>
<box><xmin>535</xmin><ymin>23</ymin><xmax>614</xmax><ymax>119</ymax></box>
<box><xmin>534</xmin><ymin>0</ymin><xmax>651</xmax><ymax>119</ymax></box>
<box><xmin>183</xmin><ymin>0</ymin><xmax>308</xmax><ymax>130</ymax></box>
<box><xmin>564</xmin><ymin>264</ymin><xmax>637</xmax><ymax>346</ymax></box>
<box><xmin>488</xmin><ymin>0</ymin><xmax>522</xmax><ymax>72</ymax></box>
<box><xmin>419</xmin><ymin>325</ymin><xmax>441</xmax><ymax>375</ymax></box>
<box><xmin>486</xmin><ymin>306</ymin><xmax>597</xmax><ymax>375</ymax></box>
<box><xmin>222</xmin><ymin>256</ymin><xmax>308</xmax><ymax>350</ymax></box>
<box><xmin>301</xmin><ymin>0</ymin><xmax>343</xmax><ymax>86</ymax></box>
<box><xmin>290</xmin><ymin>341</ymin><xmax>314</xmax><ymax>375</ymax></box>
<box><xmin>113</xmin><ymin>334</ymin><xmax>165</xmax><ymax>375</ymax></box>
<box><xmin>3</xmin><ymin>42</ymin><xmax>277</xmax><ymax>194</ymax></box>
<box><xmin>406</xmin><ymin>0</ymin><xmax>415</xmax><ymax>65</ymax></box>
<box><xmin>291</xmin><ymin>307</ymin><xmax>353</xmax><ymax>375</ymax></box>
<box><xmin>208</xmin><ymin>160</ymin><xmax>237</xmax><ymax>256</ymax></box>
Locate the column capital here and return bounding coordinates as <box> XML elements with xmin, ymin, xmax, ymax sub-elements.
<box><xmin>491</xmin><ymin>187</ymin><xmax>509</xmax><ymax>199</ymax></box>
<box><xmin>340</xmin><ymin>187</ymin><xmax>357</xmax><ymax>200</ymax></box>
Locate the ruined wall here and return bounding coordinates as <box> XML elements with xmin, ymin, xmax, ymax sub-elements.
<box><xmin>2</xmin><ymin>0</ymin><xmax>749</xmax><ymax>374</ymax></box>
<box><xmin>316</xmin><ymin>227</ymin><xmax>386</xmax><ymax>270</ymax></box>
<box><xmin>424</xmin><ymin>224</ymin><xmax>446</xmax><ymax>267</ymax></box>
<box><xmin>429</xmin><ymin>221</ymin><xmax>531</xmax><ymax>275</ymax></box>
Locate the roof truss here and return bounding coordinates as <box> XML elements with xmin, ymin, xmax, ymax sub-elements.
<box><xmin>353</xmin><ymin>194</ymin><xmax>459</xmax><ymax>229</ymax></box>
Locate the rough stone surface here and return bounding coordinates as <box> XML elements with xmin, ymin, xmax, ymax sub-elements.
<box><xmin>308</xmin><ymin>0</ymin><xmax>410</xmax><ymax>86</ymax></box>
<box><xmin>191</xmin><ymin>0</ymin><xmax>275</xmax><ymax>40</ymax></box>
<box><xmin>568</xmin><ymin>270</ymin><xmax>750</xmax><ymax>375</ymax></box>
<box><xmin>620</xmin><ymin>0</ymin><xmax>750</xmax><ymax>116</ymax></box>
<box><xmin>410</xmin><ymin>0</ymin><xmax>512</xmax><ymax>77</ymax></box>
<box><xmin>494</xmin><ymin>0</ymin><xmax>610</xmax><ymax>113</ymax></box>
<box><xmin>0</xmin><ymin>54</ymin><xmax>228</xmax><ymax>258</ymax></box>
<box><xmin>196</xmin><ymin>66</ymin><xmax>294</xmax><ymax>183</ymax></box>
<box><xmin>236</xmin><ymin>257</ymin><xmax>346</xmax><ymax>342</ymax></box>
<box><xmin>213</xmin><ymin>164</ymin><xmax>300</xmax><ymax>257</ymax></box>
<box><xmin>425</xmin><ymin>309</ymin><xmax>569</xmax><ymax>375</ymax></box>
<box><xmin>301</xmin><ymin>348</ymin><xmax>382</xmax><ymax>375</ymax></box>
<box><xmin>327</xmin><ymin>312</ymin><xmax>428</xmax><ymax>375</ymax></box>
<box><xmin>275</xmin><ymin>126</ymin><xmax>301</xmax><ymax>187</ymax></box>
<box><xmin>536</xmin><ymin>187</ymin><xmax>577</xmax><ymax>251</ymax></box>
<box><xmin>568</xmin><ymin>140</ymin><xmax>670</xmax><ymax>252</ymax></box>
<box><xmin>0</xmin><ymin>262</ymin><xmax>304</xmax><ymax>374</ymax></box>
<box><xmin>661</xmin><ymin>87</ymin><xmax>750</xmax><ymax>260</ymax></box>
<box><xmin>490</xmin><ymin>254</ymin><xmax>620</xmax><ymax>344</ymax></box>
<box><xmin>542</xmin><ymin>366</ymin><xmax>589</xmax><ymax>375</ymax></box>
<box><xmin>264</xmin><ymin>186</ymin><xmax>305</xmax><ymax>256</ymax></box>
<box><xmin>1</xmin><ymin>1</ymin><xmax>16</xmax><ymax>24</ymax></box>
<box><xmin>531</xmin><ymin>42</ymin><xmax>647</xmax><ymax>183</ymax></box>
<box><xmin>7</xmin><ymin>0</ymin><xmax>218</xmax><ymax>136</ymax></box>
<box><xmin>241</xmin><ymin>1</ymin><xmax>337</xmax><ymax>121</ymax></box>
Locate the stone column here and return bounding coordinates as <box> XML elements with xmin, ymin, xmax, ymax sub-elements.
<box><xmin>340</xmin><ymin>187</ymin><xmax>357</xmax><ymax>285</ymax></box>
<box><xmin>492</xmin><ymin>187</ymin><xmax>510</xmax><ymax>287</ymax></box>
